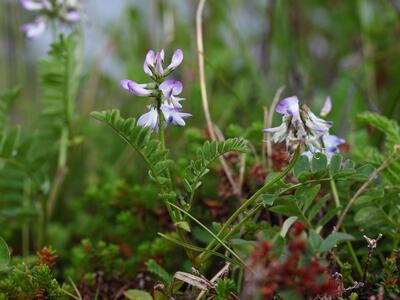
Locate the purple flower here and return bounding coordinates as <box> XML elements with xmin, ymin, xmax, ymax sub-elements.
<box><xmin>122</xmin><ymin>49</ymin><xmax>190</xmax><ymax>131</ymax></box>
<box><xmin>143</xmin><ymin>49</ymin><xmax>183</xmax><ymax>78</ymax></box>
<box><xmin>303</xmin><ymin>134</ymin><xmax>345</xmax><ymax>162</ymax></box>
<box><xmin>320</xmin><ymin>96</ymin><xmax>332</xmax><ymax>117</ymax></box>
<box><xmin>20</xmin><ymin>0</ymin><xmax>47</xmax><ymax>10</ymax></box>
<box><xmin>137</xmin><ymin>107</ymin><xmax>159</xmax><ymax>131</ymax></box>
<box><xmin>263</xmin><ymin>95</ymin><xmax>335</xmax><ymax>155</ymax></box>
<box><xmin>159</xmin><ymin>79</ymin><xmax>185</xmax><ymax>108</ymax></box>
<box><xmin>20</xmin><ymin>0</ymin><xmax>81</xmax><ymax>39</ymax></box>
<box><xmin>120</xmin><ymin>80</ymin><xmax>153</xmax><ymax>96</ymax></box>
<box><xmin>323</xmin><ymin>134</ymin><xmax>345</xmax><ymax>158</ymax></box>
<box><xmin>161</xmin><ymin>103</ymin><xmax>192</xmax><ymax>127</ymax></box>
<box><xmin>21</xmin><ymin>17</ymin><xmax>46</xmax><ymax>39</ymax></box>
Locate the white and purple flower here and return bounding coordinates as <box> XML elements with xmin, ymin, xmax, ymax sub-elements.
<box><xmin>161</xmin><ymin>103</ymin><xmax>192</xmax><ymax>127</ymax></box>
<box><xmin>20</xmin><ymin>0</ymin><xmax>81</xmax><ymax>39</ymax></box>
<box><xmin>121</xmin><ymin>49</ymin><xmax>190</xmax><ymax>131</ymax></box>
<box><xmin>263</xmin><ymin>95</ymin><xmax>344</xmax><ymax>160</ymax></box>
<box><xmin>144</xmin><ymin>49</ymin><xmax>183</xmax><ymax>78</ymax></box>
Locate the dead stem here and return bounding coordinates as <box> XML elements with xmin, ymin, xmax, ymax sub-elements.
<box><xmin>362</xmin><ymin>234</ymin><xmax>383</xmax><ymax>283</ymax></box>
<box><xmin>196</xmin><ymin>0</ymin><xmax>239</xmax><ymax>196</ymax></box>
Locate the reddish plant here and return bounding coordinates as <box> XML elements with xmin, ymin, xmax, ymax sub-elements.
<box><xmin>244</xmin><ymin>234</ymin><xmax>339</xmax><ymax>299</ymax></box>
<box><xmin>36</xmin><ymin>247</ymin><xmax>58</xmax><ymax>268</ymax></box>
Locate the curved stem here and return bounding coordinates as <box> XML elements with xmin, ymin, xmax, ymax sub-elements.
<box><xmin>198</xmin><ymin>148</ymin><xmax>300</xmax><ymax>264</ymax></box>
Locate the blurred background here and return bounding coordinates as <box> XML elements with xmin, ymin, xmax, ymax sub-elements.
<box><xmin>1</xmin><ymin>0</ymin><xmax>400</xmax><ymax>288</ymax></box>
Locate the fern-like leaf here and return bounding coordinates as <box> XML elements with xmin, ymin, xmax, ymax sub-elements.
<box><xmin>183</xmin><ymin>138</ymin><xmax>248</xmax><ymax>193</ymax></box>
<box><xmin>0</xmin><ymin>86</ymin><xmax>20</xmax><ymax>130</ymax></box>
<box><xmin>358</xmin><ymin>112</ymin><xmax>400</xmax><ymax>183</ymax></box>
<box><xmin>38</xmin><ymin>34</ymin><xmax>78</xmax><ymax>151</ymax></box>
<box><xmin>90</xmin><ymin>109</ymin><xmax>171</xmax><ymax>187</ymax></box>
<box><xmin>145</xmin><ymin>259</ymin><xmax>172</xmax><ymax>284</ymax></box>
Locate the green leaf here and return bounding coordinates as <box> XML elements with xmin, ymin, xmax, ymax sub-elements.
<box><xmin>168</xmin><ymin>202</ymin><xmax>246</xmax><ymax>266</ymax></box>
<box><xmin>38</xmin><ymin>34</ymin><xmax>78</xmax><ymax>150</ymax></box>
<box><xmin>0</xmin><ymin>86</ymin><xmax>20</xmax><ymax>129</ymax></box>
<box><xmin>317</xmin><ymin>206</ymin><xmax>341</xmax><ymax>227</ymax></box>
<box><xmin>183</xmin><ymin>138</ymin><xmax>248</xmax><ymax>194</ymax></box>
<box><xmin>354</xmin><ymin>206</ymin><xmax>385</xmax><ymax>226</ymax></box>
<box><xmin>311</xmin><ymin>152</ymin><xmax>327</xmax><ymax>173</ymax></box>
<box><xmin>0</xmin><ymin>236</ymin><xmax>10</xmax><ymax>270</ymax></box>
<box><xmin>318</xmin><ymin>232</ymin><xmax>354</xmax><ymax>252</ymax></box>
<box><xmin>295</xmin><ymin>184</ymin><xmax>320</xmax><ymax>213</ymax></box>
<box><xmin>293</xmin><ymin>155</ymin><xmax>310</xmax><ymax>180</ymax></box>
<box><xmin>280</xmin><ymin>216</ymin><xmax>298</xmax><ymax>237</ymax></box>
<box><xmin>329</xmin><ymin>154</ymin><xmax>342</xmax><ymax>176</ymax></box>
<box><xmin>260</xmin><ymin>193</ymin><xmax>278</xmax><ymax>206</ymax></box>
<box><xmin>146</xmin><ymin>259</ymin><xmax>172</xmax><ymax>285</ymax></box>
<box><xmin>91</xmin><ymin>109</ymin><xmax>171</xmax><ymax>188</ymax></box>
<box><xmin>358</xmin><ymin>112</ymin><xmax>400</xmax><ymax>184</ymax></box>
<box><xmin>124</xmin><ymin>290</ymin><xmax>153</xmax><ymax>300</ymax></box>
<box><xmin>308</xmin><ymin>194</ymin><xmax>330</xmax><ymax>222</ymax></box>
<box><xmin>175</xmin><ymin>221</ymin><xmax>191</xmax><ymax>232</ymax></box>
<box><xmin>308</xmin><ymin>230</ymin><xmax>322</xmax><ymax>253</ymax></box>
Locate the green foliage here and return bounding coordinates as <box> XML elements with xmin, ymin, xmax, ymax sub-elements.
<box><xmin>0</xmin><ymin>237</ymin><xmax>9</xmax><ymax>270</ymax></box>
<box><xmin>125</xmin><ymin>289</ymin><xmax>153</xmax><ymax>300</ymax></box>
<box><xmin>183</xmin><ymin>138</ymin><xmax>248</xmax><ymax>194</ymax></box>
<box><xmin>39</xmin><ymin>34</ymin><xmax>78</xmax><ymax>147</ymax></box>
<box><xmin>214</xmin><ymin>278</ymin><xmax>236</xmax><ymax>300</ymax></box>
<box><xmin>146</xmin><ymin>259</ymin><xmax>172</xmax><ymax>285</ymax></box>
<box><xmin>0</xmin><ymin>86</ymin><xmax>20</xmax><ymax>130</ymax></box>
<box><xmin>0</xmin><ymin>264</ymin><xmax>68</xmax><ymax>299</ymax></box>
<box><xmin>91</xmin><ymin>109</ymin><xmax>172</xmax><ymax>188</ymax></box>
<box><xmin>357</xmin><ymin>111</ymin><xmax>400</xmax><ymax>184</ymax></box>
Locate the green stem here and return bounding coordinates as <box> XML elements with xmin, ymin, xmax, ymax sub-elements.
<box><xmin>346</xmin><ymin>240</ymin><xmax>363</xmax><ymax>278</ymax></box>
<box><xmin>198</xmin><ymin>148</ymin><xmax>300</xmax><ymax>264</ymax></box>
<box><xmin>155</xmin><ymin>92</ymin><xmax>193</xmax><ymax>261</ymax></box>
<box><xmin>39</xmin><ymin>195</ymin><xmax>48</xmax><ymax>248</ymax></box>
<box><xmin>330</xmin><ymin>179</ymin><xmax>363</xmax><ymax>278</ymax></box>
<box><xmin>330</xmin><ymin>178</ymin><xmax>340</xmax><ymax>209</ymax></box>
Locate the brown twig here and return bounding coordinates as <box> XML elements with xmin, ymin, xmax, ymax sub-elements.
<box><xmin>195</xmin><ymin>263</ymin><xmax>230</xmax><ymax>300</ymax></box>
<box><xmin>362</xmin><ymin>234</ymin><xmax>383</xmax><ymax>282</ymax></box>
<box><xmin>335</xmin><ymin>146</ymin><xmax>400</xmax><ymax>231</ymax></box>
<box><xmin>196</xmin><ymin>0</ymin><xmax>239</xmax><ymax>196</ymax></box>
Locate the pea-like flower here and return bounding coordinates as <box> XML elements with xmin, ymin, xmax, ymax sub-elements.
<box><xmin>144</xmin><ymin>49</ymin><xmax>183</xmax><ymax>78</ymax></box>
<box><xmin>264</xmin><ymin>95</ymin><xmax>344</xmax><ymax>159</ymax></box>
<box><xmin>20</xmin><ymin>0</ymin><xmax>81</xmax><ymax>39</ymax></box>
<box><xmin>161</xmin><ymin>103</ymin><xmax>192</xmax><ymax>127</ymax></box>
<box><xmin>159</xmin><ymin>79</ymin><xmax>185</xmax><ymax>108</ymax></box>
<box><xmin>121</xmin><ymin>49</ymin><xmax>191</xmax><ymax>131</ymax></box>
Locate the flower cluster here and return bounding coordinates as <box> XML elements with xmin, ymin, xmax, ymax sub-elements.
<box><xmin>264</xmin><ymin>96</ymin><xmax>344</xmax><ymax>161</ymax></box>
<box><xmin>20</xmin><ymin>0</ymin><xmax>81</xmax><ymax>39</ymax></box>
<box><xmin>121</xmin><ymin>49</ymin><xmax>191</xmax><ymax>131</ymax></box>
<box><xmin>243</xmin><ymin>225</ymin><xmax>339</xmax><ymax>299</ymax></box>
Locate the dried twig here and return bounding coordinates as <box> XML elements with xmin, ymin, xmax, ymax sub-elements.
<box><xmin>362</xmin><ymin>234</ymin><xmax>383</xmax><ymax>282</ymax></box>
<box><xmin>195</xmin><ymin>263</ymin><xmax>230</xmax><ymax>300</ymax></box>
<box><xmin>196</xmin><ymin>0</ymin><xmax>239</xmax><ymax>196</ymax></box>
<box><xmin>335</xmin><ymin>146</ymin><xmax>400</xmax><ymax>231</ymax></box>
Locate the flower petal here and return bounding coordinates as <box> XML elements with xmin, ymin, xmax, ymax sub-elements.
<box><xmin>137</xmin><ymin>108</ymin><xmax>159</xmax><ymax>130</ymax></box>
<box><xmin>159</xmin><ymin>79</ymin><xmax>183</xmax><ymax>96</ymax></box>
<box><xmin>20</xmin><ymin>0</ymin><xmax>44</xmax><ymax>10</ymax></box>
<box><xmin>275</xmin><ymin>96</ymin><xmax>300</xmax><ymax>116</ymax></box>
<box><xmin>21</xmin><ymin>17</ymin><xmax>46</xmax><ymax>39</ymax></box>
<box><xmin>64</xmin><ymin>9</ymin><xmax>80</xmax><ymax>22</ymax></box>
<box><xmin>155</xmin><ymin>50</ymin><xmax>164</xmax><ymax>75</ymax></box>
<box><xmin>320</xmin><ymin>96</ymin><xmax>332</xmax><ymax>117</ymax></box>
<box><xmin>167</xmin><ymin>49</ymin><xmax>183</xmax><ymax>70</ymax></box>
<box><xmin>120</xmin><ymin>79</ymin><xmax>152</xmax><ymax>96</ymax></box>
